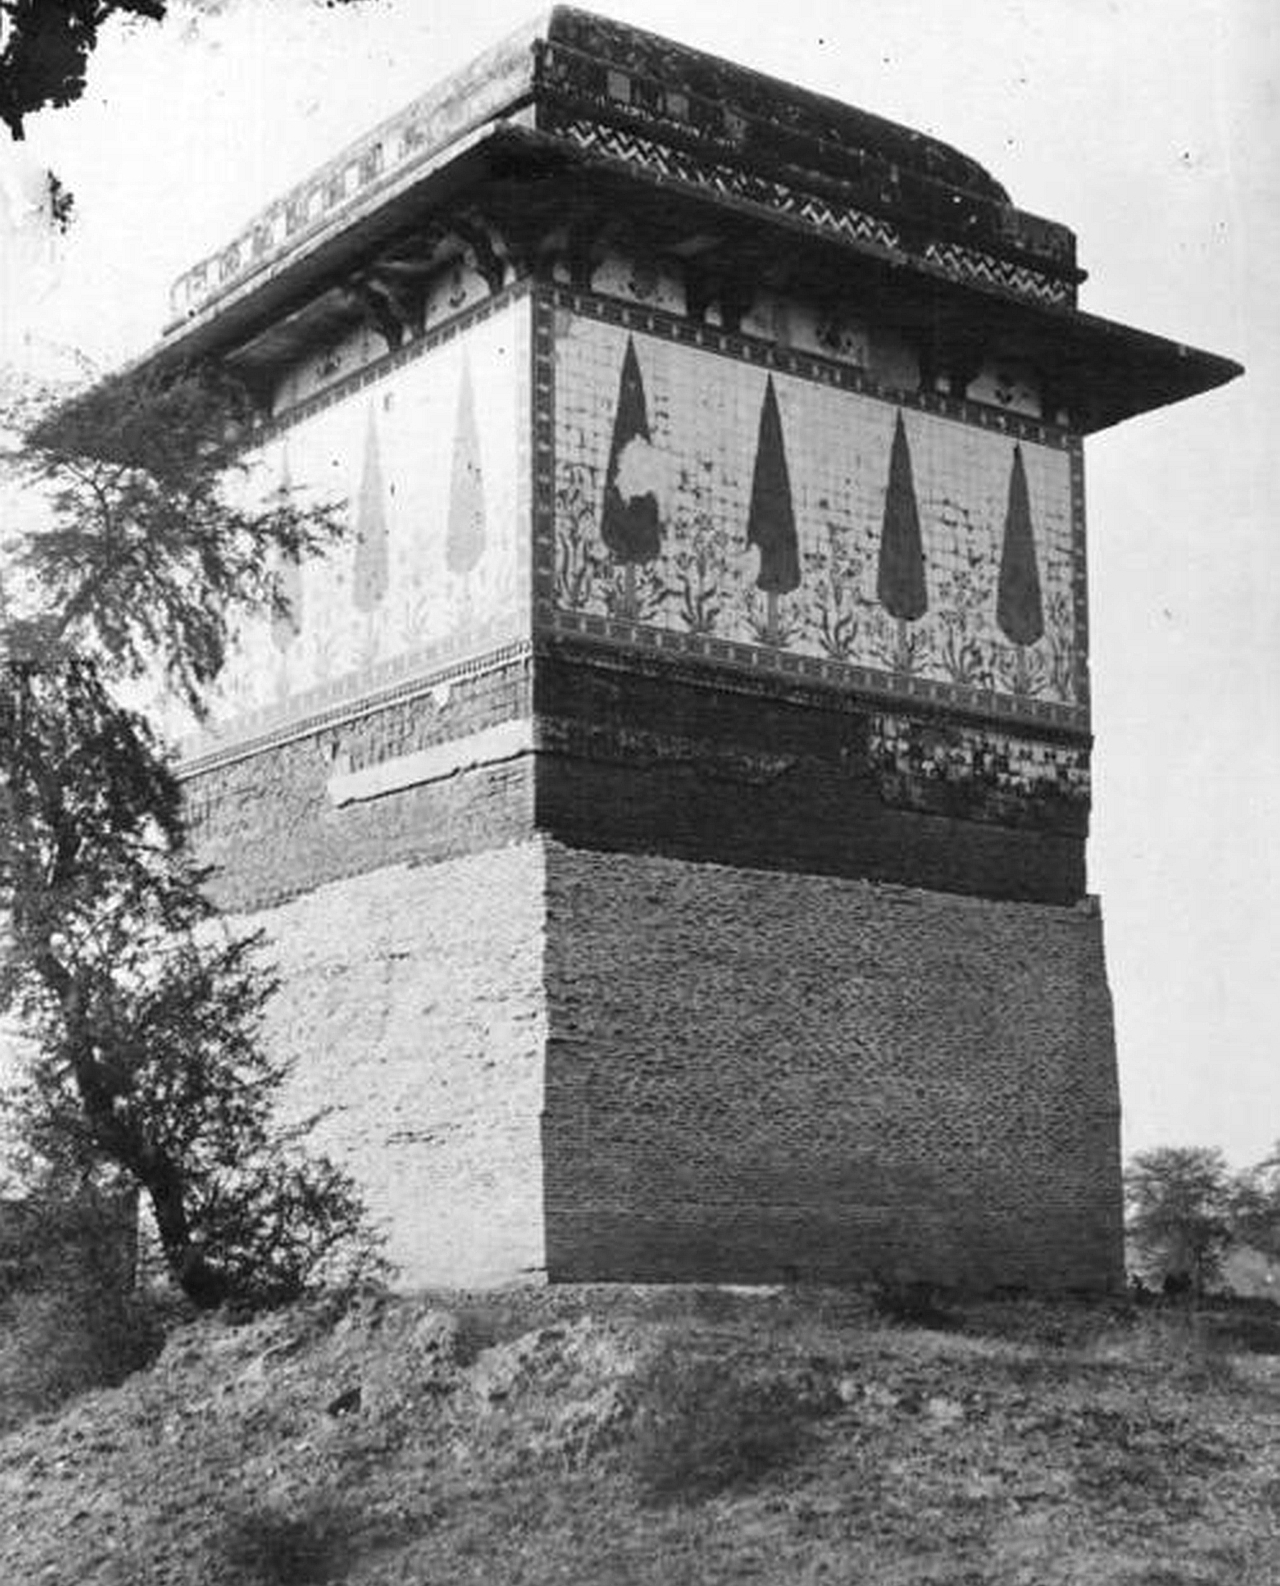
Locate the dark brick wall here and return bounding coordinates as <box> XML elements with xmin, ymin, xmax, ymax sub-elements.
<box><xmin>184</xmin><ymin>637</ymin><xmax>1090</xmax><ymax>912</ymax></box>
<box><xmin>541</xmin><ymin>842</ymin><xmax>1123</xmax><ymax>1292</ymax></box>
<box><xmin>183</xmin><ymin>653</ymin><xmax>534</xmax><ymax>912</ymax></box>
<box><xmin>533</xmin><ymin>639</ymin><xmax>1089</xmax><ymax>906</ymax></box>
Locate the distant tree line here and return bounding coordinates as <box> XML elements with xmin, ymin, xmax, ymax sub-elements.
<box><xmin>1125</xmin><ymin>1144</ymin><xmax>1280</xmax><ymax>1299</ymax></box>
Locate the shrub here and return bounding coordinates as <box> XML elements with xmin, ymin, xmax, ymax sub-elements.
<box><xmin>215</xmin><ymin>1495</ymin><xmax>358</xmax><ymax>1586</ymax></box>
<box><xmin>0</xmin><ymin>1190</ymin><xmax>169</xmax><ymax>1430</ymax></box>
<box><xmin>627</xmin><ymin>1342</ymin><xmax>814</xmax><ymax>1504</ymax></box>
<box><xmin>871</xmin><ymin>1279</ymin><xmax>957</xmax><ymax>1330</ymax></box>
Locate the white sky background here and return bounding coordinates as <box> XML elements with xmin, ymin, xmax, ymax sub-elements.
<box><xmin>2</xmin><ymin>0</ymin><xmax>1275</xmax><ymax>1166</ymax></box>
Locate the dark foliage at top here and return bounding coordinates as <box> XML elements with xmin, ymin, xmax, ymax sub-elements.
<box><xmin>0</xmin><ymin>1</ymin><xmax>165</xmax><ymax>140</ymax></box>
<box><xmin>12</xmin><ymin>362</ymin><xmax>342</xmax><ymax>711</ymax></box>
<box><xmin>0</xmin><ymin>1</ymin><xmax>367</xmax><ymax>141</ymax></box>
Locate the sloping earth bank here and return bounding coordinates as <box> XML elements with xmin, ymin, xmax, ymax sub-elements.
<box><xmin>1</xmin><ymin>1286</ymin><xmax>1279</xmax><ymax>1585</ymax></box>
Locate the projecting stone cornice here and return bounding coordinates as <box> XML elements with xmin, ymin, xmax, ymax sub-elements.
<box><xmin>135</xmin><ymin>9</ymin><xmax>1239</xmax><ymax>438</ymax></box>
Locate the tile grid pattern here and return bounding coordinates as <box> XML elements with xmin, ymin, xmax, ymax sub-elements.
<box><xmin>535</xmin><ymin>286</ymin><xmax>1088</xmax><ymax>734</ymax></box>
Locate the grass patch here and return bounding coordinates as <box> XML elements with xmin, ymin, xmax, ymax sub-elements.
<box><xmin>1107</xmin><ymin>1312</ymin><xmax>1240</xmax><ymax>1391</ymax></box>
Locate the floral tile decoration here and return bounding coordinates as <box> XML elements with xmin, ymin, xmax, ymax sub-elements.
<box><xmin>545</xmin><ymin>302</ymin><xmax>1085</xmax><ymax>728</ymax></box>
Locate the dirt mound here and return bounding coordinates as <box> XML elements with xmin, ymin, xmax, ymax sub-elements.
<box><xmin>2</xmin><ymin>1288</ymin><xmax>1279</xmax><ymax>1585</ymax></box>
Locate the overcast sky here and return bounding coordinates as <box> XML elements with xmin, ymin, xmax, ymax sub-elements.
<box><xmin>3</xmin><ymin>0</ymin><xmax>1275</xmax><ymax>1165</ymax></box>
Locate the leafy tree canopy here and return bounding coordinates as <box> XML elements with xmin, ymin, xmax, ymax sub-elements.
<box><xmin>1125</xmin><ymin>1145</ymin><xmax>1232</xmax><ymax>1295</ymax></box>
<box><xmin>0</xmin><ymin>361</ymin><xmax>372</xmax><ymax>1310</ymax></box>
<box><xmin>1124</xmin><ymin>1143</ymin><xmax>1280</xmax><ymax>1297</ymax></box>
<box><xmin>10</xmin><ymin>361</ymin><xmax>341</xmax><ymax>710</ymax></box>
<box><xmin>1227</xmin><ymin>1143</ymin><xmax>1280</xmax><ymax>1265</ymax></box>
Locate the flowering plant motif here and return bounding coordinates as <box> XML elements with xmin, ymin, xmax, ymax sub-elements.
<box><xmin>936</xmin><ymin>607</ymin><xmax>993</xmax><ymax>689</ymax></box>
<box><xmin>310</xmin><ymin>627</ymin><xmax>336</xmax><ymax>683</ymax></box>
<box><xmin>671</xmin><ymin>512</ymin><xmax>726</xmax><ymax>635</ymax></box>
<box><xmin>929</xmin><ymin>495</ymin><xmax>994</xmax><ymax>688</ymax></box>
<box><xmin>400</xmin><ymin>587</ymin><xmax>434</xmax><ymax>648</ymax></box>
<box><xmin>805</xmin><ymin>522</ymin><xmax>866</xmax><ymax>661</ymax></box>
<box><xmin>1044</xmin><ymin>590</ymin><xmax>1078</xmax><ymax>703</ymax></box>
<box><xmin>868</xmin><ymin>608</ymin><xmax>932</xmax><ymax>676</ymax></box>
<box><xmin>602</xmin><ymin>559</ymin><xmax>667</xmax><ymax>625</ymax></box>
<box><xmin>994</xmin><ymin>639</ymin><xmax>1048</xmax><ymax>698</ymax></box>
<box><xmin>555</xmin><ymin>460</ymin><xmax>605</xmax><ymax>612</ymax></box>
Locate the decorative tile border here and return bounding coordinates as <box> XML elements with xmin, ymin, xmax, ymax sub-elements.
<box><xmin>544</xmin><ymin>607</ymin><xmax>1085</xmax><ymax>731</ymax></box>
<box><xmin>544</xmin><ymin>113</ymin><xmax>1076</xmax><ymax>310</ymax></box>
<box><xmin>537</xmin><ymin>626</ymin><xmax>1093</xmax><ymax>749</ymax></box>
<box><xmin>542</xmin><ymin>285</ymin><xmax>1074</xmax><ymax>447</ymax></box>
<box><xmin>536</xmin><ymin>25</ymin><xmax>1077</xmax><ymax>279</ymax></box>
<box><xmin>168</xmin><ymin>14</ymin><xmax>1077</xmax><ymax>325</ymax></box>
<box><xmin>1069</xmin><ymin>445</ymin><xmax>1091</xmax><ymax>713</ymax></box>
<box><xmin>177</xmin><ymin>640</ymin><xmax>533</xmax><ymax>778</ymax></box>
<box><xmin>531</xmin><ymin>281</ymin><xmax>559</xmax><ymax>622</ymax></box>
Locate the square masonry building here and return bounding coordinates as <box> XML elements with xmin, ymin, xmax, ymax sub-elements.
<box><xmin>142</xmin><ymin>9</ymin><xmax>1240</xmax><ymax>1289</ymax></box>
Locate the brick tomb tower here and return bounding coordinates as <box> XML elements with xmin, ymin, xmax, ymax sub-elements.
<box><xmin>145</xmin><ymin>10</ymin><xmax>1240</xmax><ymax>1289</ymax></box>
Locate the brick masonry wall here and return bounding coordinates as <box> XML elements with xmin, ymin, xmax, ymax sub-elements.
<box><xmin>183</xmin><ymin>638</ymin><xmax>1088</xmax><ymax>915</ymax></box>
<box><xmin>230</xmin><ymin>845</ymin><xmax>549</xmax><ymax>1289</ymax></box>
<box><xmin>534</xmin><ymin>640</ymin><xmax>1089</xmax><ymax>906</ymax></box>
<box><xmin>185</xmin><ymin>653</ymin><xmax>534</xmax><ymax>913</ymax></box>
<box><xmin>541</xmin><ymin>842</ymin><xmax>1122</xmax><ymax>1292</ymax></box>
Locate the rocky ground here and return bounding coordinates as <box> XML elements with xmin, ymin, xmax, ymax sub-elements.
<box><xmin>1</xmin><ymin>1285</ymin><xmax>1279</xmax><ymax>1584</ymax></box>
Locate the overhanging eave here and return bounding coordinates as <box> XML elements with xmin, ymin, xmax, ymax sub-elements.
<box><xmin>138</xmin><ymin>124</ymin><xmax>1242</xmax><ymax>435</ymax></box>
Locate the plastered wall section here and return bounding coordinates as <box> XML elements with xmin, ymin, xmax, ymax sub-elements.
<box><xmin>228</xmin><ymin>844</ymin><xmax>549</xmax><ymax>1288</ymax></box>
<box><xmin>541</xmin><ymin>844</ymin><xmax>1123</xmax><ymax>1292</ymax></box>
<box><xmin>155</xmin><ymin>296</ymin><xmax>532</xmax><ymax>758</ymax></box>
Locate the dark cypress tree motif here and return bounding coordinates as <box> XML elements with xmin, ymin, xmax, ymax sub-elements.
<box><xmin>352</xmin><ymin>405</ymin><xmax>388</xmax><ymax>614</ymax></box>
<box><xmin>876</xmin><ymin>409</ymin><xmax>928</xmax><ymax>623</ymax></box>
<box><xmin>996</xmin><ymin>444</ymin><xmax>1044</xmax><ymax>647</ymax></box>
<box><xmin>746</xmin><ymin>374</ymin><xmax>800</xmax><ymax>645</ymax></box>
<box><xmin>600</xmin><ymin>336</ymin><xmax>660</xmax><ymax>617</ymax></box>
<box><xmin>446</xmin><ymin>357</ymin><xmax>486</xmax><ymax>577</ymax></box>
<box><xmin>270</xmin><ymin>446</ymin><xmax>303</xmax><ymax>653</ymax></box>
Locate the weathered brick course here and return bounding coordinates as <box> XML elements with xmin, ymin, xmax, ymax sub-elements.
<box><xmin>186</xmin><ymin>654</ymin><xmax>533</xmax><ymax>912</ymax></box>
<box><xmin>534</xmin><ymin>640</ymin><xmax>1089</xmax><ymax>905</ymax></box>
